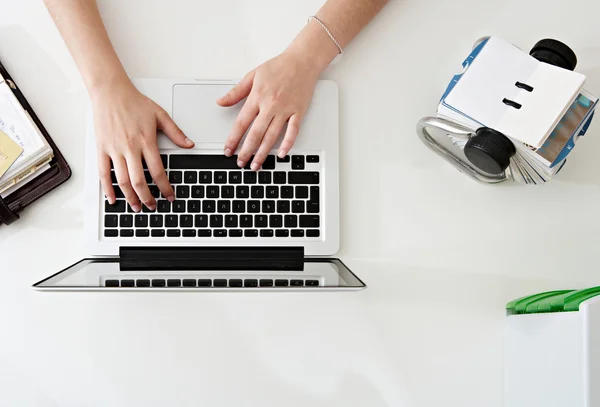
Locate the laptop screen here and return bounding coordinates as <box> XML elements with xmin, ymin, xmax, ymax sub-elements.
<box><xmin>33</xmin><ymin>258</ymin><xmax>365</xmax><ymax>290</ymax></box>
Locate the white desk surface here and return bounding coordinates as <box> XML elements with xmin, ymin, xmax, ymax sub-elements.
<box><xmin>2</xmin><ymin>0</ymin><xmax>600</xmax><ymax>405</ymax></box>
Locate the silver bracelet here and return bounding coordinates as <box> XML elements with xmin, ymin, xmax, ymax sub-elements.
<box><xmin>308</xmin><ymin>15</ymin><xmax>343</xmax><ymax>55</ymax></box>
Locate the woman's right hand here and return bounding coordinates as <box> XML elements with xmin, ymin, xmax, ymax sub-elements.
<box><xmin>92</xmin><ymin>81</ymin><xmax>195</xmax><ymax>212</ymax></box>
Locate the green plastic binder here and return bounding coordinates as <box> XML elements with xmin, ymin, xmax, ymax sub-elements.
<box><xmin>506</xmin><ymin>287</ymin><xmax>600</xmax><ymax>315</ymax></box>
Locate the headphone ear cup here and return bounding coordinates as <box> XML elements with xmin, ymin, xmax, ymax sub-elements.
<box><xmin>530</xmin><ymin>39</ymin><xmax>577</xmax><ymax>71</ymax></box>
<box><xmin>464</xmin><ymin>128</ymin><xmax>516</xmax><ymax>175</ymax></box>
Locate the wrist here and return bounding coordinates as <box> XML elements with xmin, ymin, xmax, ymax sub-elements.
<box><xmin>285</xmin><ymin>19</ymin><xmax>341</xmax><ymax>75</ymax></box>
<box><xmin>88</xmin><ymin>72</ymin><xmax>134</xmax><ymax>104</ymax></box>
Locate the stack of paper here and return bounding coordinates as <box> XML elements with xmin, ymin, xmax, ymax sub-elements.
<box><xmin>0</xmin><ymin>75</ymin><xmax>53</xmax><ymax>197</ymax></box>
<box><xmin>437</xmin><ymin>36</ymin><xmax>597</xmax><ymax>184</ymax></box>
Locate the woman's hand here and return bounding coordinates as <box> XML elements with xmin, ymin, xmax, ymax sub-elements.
<box><xmin>217</xmin><ymin>50</ymin><xmax>321</xmax><ymax>170</ymax></box>
<box><xmin>93</xmin><ymin>82</ymin><xmax>194</xmax><ymax>211</ymax></box>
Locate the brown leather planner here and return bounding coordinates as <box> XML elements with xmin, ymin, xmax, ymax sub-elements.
<box><xmin>0</xmin><ymin>59</ymin><xmax>71</xmax><ymax>226</ymax></box>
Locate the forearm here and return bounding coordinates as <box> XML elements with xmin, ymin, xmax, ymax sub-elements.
<box><xmin>43</xmin><ymin>0</ymin><xmax>131</xmax><ymax>98</ymax></box>
<box><xmin>286</xmin><ymin>0</ymin><xmax>389</xmax><ymax>73</ymax></box>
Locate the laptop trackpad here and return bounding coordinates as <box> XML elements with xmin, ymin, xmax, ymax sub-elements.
<box><xmin>171</xmin><ymin>83</ymin><xmax>241</xmax><ymax>146</ymax></box>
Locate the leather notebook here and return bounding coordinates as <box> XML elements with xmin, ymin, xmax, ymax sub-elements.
<box><xmin>0</xmin><ymin>59</ymin><xmax>71</xmax><ymax>226</ymax></box>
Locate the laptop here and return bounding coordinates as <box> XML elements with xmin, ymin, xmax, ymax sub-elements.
<box><xmin>33</xmin><ymin>79</ymin><xmax>365</xmax><ymax>291</ymax></box>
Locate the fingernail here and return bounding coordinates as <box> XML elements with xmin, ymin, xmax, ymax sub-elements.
<box><xmin>108</xmin><ymin>197</ymin><xmax>116</xmax><ymax>205</ymax></box>
<box><xmin>166</xmin><ymin>195</ymin><xmax>175</xmax><ymax>203</ymax></box>
<box><xmin>148</xmin><ymin>204</ymin><xmax>156</xmax><ymax>211</ymax></box>
<box><xmin>185</xmin><ymin>138</ymin><xmax>194</xmax><ymax>147</ymax></box>
<box><xmin>132</xmin><ymin>204</ymin><xmax>142</xmax><ymax>212</ymax></box>
<box><xmin>278</xmin><ymin>150</ymin><xmax>287</xmax><ymax>158</ymax></box>
<box><xmin>237</xmin><ymin>160</ymin><xmax>244</xmax><ymax>168</ymax></box>
<box><xmin>224</xmin><ymin>148</ymin><xmax>232</xmax><ymax>157</ymax></box>
<box><xmin>251</xmin><ymin>162</ymin><xmax>259</xmax><ymax>171</ymax></box>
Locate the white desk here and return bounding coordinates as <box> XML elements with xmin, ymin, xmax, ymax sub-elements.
<box><xmin>2</xmin><ymin>0</ymin><xmax>600</xmax><ymax>405</ymax></box>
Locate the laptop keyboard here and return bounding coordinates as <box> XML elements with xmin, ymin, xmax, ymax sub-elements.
<box><xmin>102</xmin><ymin>153</ymin><xmax>322</xmax><ymax>239</ymax></box>
<box><xmin>104</xmin><ymin>277</ymin><xmax>321</xmax><ymax>288</ymax></box>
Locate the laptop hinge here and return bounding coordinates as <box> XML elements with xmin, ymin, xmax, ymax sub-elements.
<box><xmin>119</xmin><ymin>246</ymin><xmax>304</xmax><ymax>271</ymax></box>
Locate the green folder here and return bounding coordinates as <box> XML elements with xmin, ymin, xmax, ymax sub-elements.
<box><xmin>506</xmin><ymin>287</ymin><xmax>600</xmax><ymax>315</ymax></box>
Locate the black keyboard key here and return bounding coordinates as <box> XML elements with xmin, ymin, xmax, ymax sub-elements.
<box><xmin>206</xmin><ymin>186</ymin><xmax>219</xmax><ymax>198</ymax></box>
<box><xmin>136</xmin><ymin>229</ymin><xmax>150</xmax><ymax>237</ymax></box>
<box><xmin>276</xmin><ymin>229</ymin><xmax>289</xmax><ymax>237</ymax></box>
<box><xmin>195</xmin><ymin>214</ymin><xmax>208</xmax><ymax>227</ymax></box>
<box><xmin>104</xmin><ymin>215</ymin><xmax>118</xmax><ymax>228</ymax></box>
<box><xmin>232</xmin><ymin>200</ymin><xmax>245</xmax><ymax>213</ymax></box>
<box><xmin>187</xmin><ymin>200</ymin><xmax>201</xmax><ymax>213</ymax></box>
<box><xmin>149</xmin><ymin>185</ymin><xmax>160</xmax><ymax>198</ymax></box>
<box><xmin>170</xmin><ymin>155</ymin><xmax>239</xmax><ymax>169</ymax></box>
<box><xmin>157</xmin><ymin>200</ymin><xmax>171</xmax><ymax>213</ymax></box>
<box><xmin>172</xmin><ymin>201</ymin><xmax>185</xmax><ymax>213</ymax></box>
<box><xmin>310</xmin><ymin>186</ymin><xmax>319</xmax><ymax>200</ymax></box>
<box><xmin>180</xmin><ymin>215</ymin><xmax>193</xmax><ymax>228</ymax></box>
<box><xmin>291</xmin><ymin>229</ymin><xmax>304</xmax><ymax>237</ymax></box>
<box><xmin>197</xmin><ymin>230</ymin><xmax>212</xmax><ymax>237</ymax></box>
<box><xmin>167</xmin><ymin>229</ymin><xmax>181</xmax><ymax>237</ymax></box>
<box><xmin>284</xmin><ymin>215</ymin><xmax>297</xmax><ymax>228</ymax></box>
<box><xmin>306</xmin><ymin>155</ymin><xmax>319</xmax><ymax>163</ymax></box>
<box><xmin>274</xmin><ymin>172</ymin><xmax>286</xmax><ymax>184</ymax></box>
<box><xmin>281</xmin><ymin>186</ymin><xmax>293</xmax><ymax>198</ymax></box>
<box><xmin>199</xmin><ymin>279</ymin><xmax>213</xmax><ymax>287</ymax></box>
<box><xmin>229</xmin><ymin>229</ymin><xmax>243</xmax><ymax>237</ymax></box>
<box><xmin>306</xmin><ymin>229</ymin><xmax>320</xmax><ymax>237</ymax></box>
<box><xmin>307</xmin><ymin>201</ymin><xmax>320</xmax><ymax>214</ymax></box>
<box><xmin>152</xmin><ymin>279</ymin><xmax>166</xmax><ymax>287</ymax></box>
<box><xmin>151</xmin><ymin>229</ymin><xmax>165</xmax><ymax>237</ymax></box>
<box><xmin>167</xmin><ymin>279</ymin><xmax>182</xmax><ymax>287</ymax></box>
<box><xmin>292</xmin><ymin>201</ymin><xmax>305</xmax><ymax>213</ymax></box>
<box><xmin>214</xmin><ymin>171</ymin><xmax>227</xmax><ymax>184</ymax></box>
<box><xmin>243</xmin><ymin>156</ymin><xmax>255</xmax><ymax>170</ymax></box>
<box><xmin>221</xmin><ymin>186</ymin><xmax>234</xmax><ymax>198</ymax></box>
<box><xmin>111</xmin><ymin>171</ymin><xmax>117</xmax><ymax>183</ymax></box>
<box><xmin>229</xmin><ymin>171</ymin><xmax>242</xmax><ymax>184</ymax></box>
<box><xmin>260</xmin><ymin>229</ymin><xmax>274</xmax><ymax>237</ymax></box>
<box><xmin>277</xmin><ymin>155</ymin><xmax>290</xmax><ymax>163</ymax></box>
<box><xmin>184</xmin><ymin>171</ymin><xmax>197</xmax><ymax>184</ymax></box>
<box><xmin>291</xmin><ymin>279</ymin><xmax>304</xmax><ymax>286</ymax></box>
<box><xmin>142</xmin><ymin>204</ymin><xmax>156</xmax><ymax>213</ymax></box>
<box><xmin>120</xmin><ymin>214</ymin><xmax>133</xmax><ymax>227</ymax></box>
<box><xmin>120</xmin><ymin>229</ymin><xmax>134</xmax><ymax>237</ymax></box>
<box><xmin>306</xmin><ymin>280</ymin><xmax>319</xmax><ymax>286</ymax></box>
<box><xmin>199</xmin><ymin>171</ymin><xmax>212</xmax><ymax>184</ymax></box>
<box><xmin>104</xmin><ymin>229</ymin><xmax>118</xmax><ymax>237</ymax></box>
<box><xmin>161</xmin><ymin>154</ymin><xmax>168</xmax><ymax>168</ymax></box>
<box><xmin>292</xmin><ymin>155</ymin><xmax>305</xmax><ymax>170</ymax></box>
<box><xmin>295</xmin><ymin>186</ymin><xmax>308</xmax><ymax>199</ymax></box>
<box><xmin>165</xmin><ymin>214</ymin><xmax>178</xmax><ymax>227</ymax></box>
<box><xmin>217</xmin><ymin>200</ymin><xmax>231</xmax><ymax>213</ymax></box>
<box><xmin>289</xmin><ymin>172</ymin><xmax>319</xmax><ymax>184</ymax></box>
<box><xmin>266</xmin><ymin>186</ymin><xmax>279</xmax><ymax>199</ymax></box>
<box><xmin>244</xmin><ymin>279</ymin><xmax>258</xmax><ymax>287</ymax></box>
<box><xmin>300</xmin><ymin>215</ymin><xmax>320</xmax><ymax>228</ymax></box>
<box><xmin>244</xmin><ymin>172</ymin><xmax>257</xmax><ymax>184</ymax></box>
<box><xmin>144</xmin><ymin>171</ymin><xmax>153</xmax><ymax>183</ymax></box>
<box><xmin>214</xmin><ymin>279</ymin><xmax>227</xmax><ymax>287</ymax></box>
<box><xmin>106</xmin><ymin>280</ymin><xmax>119</xmax><ymax>287</ymax></box>
<box><xmin>183</xmin><ymin>279</ymin><xmax>196</xmax><ymax>287</ymax></box>
<box><xmin>248</xmin><ymin>200</ymin><xmax>260</xmax><ymax>213</ymax></box>
<box><xmin>182</xmin><ymin>229</ymin><xmax>196</xmax><ymax>237</ymax></box>
<box><xmin>113</xmin><ymin>185</ymin><xmax>125</xmax><ymax>198</ymax></box>
<box><xmin>136</xmin><ymin>279</ymin><xmax>151</xmax><ymax>287</ymax></box>
<box><xmin>251</xmin><ymin>186</ymin><xmax>264</xmax><ymax>198</ymax></box>
<box><xmin>135</xmin><ymin>214</ymin><xmax>148</xmax><ymax>227</ymax></box>
<box><xmin>192</xmin><ymin>186</ymin><xmax>204</xmax><ymax>198</ymax></box>
<box><xmin>169</xmin><ymin>171</ymin><xmax>182</xmax><ymax>184</ymax></box>
<box><xmin>269</xmin><ymin>215</ymin><xmax>283</xmax><ymax>228</ymax></box>
<box><xmin>260</xmin><ymin>279</ymin><xmax>274</xmax><ymax>287</ymax></box>
<box><xmin>244</xmin><ymin>229</ymin><xmax>258</xmax><ymax>237</ymax></box>
<box><xmin>203</xmin><ymin>200</ymin><xmax>216</xmax><ymax>213</ymax></box>
<box><xmin>255</xmin><ymin>215</ymin><xmax>268</xmax><ymax>228</ymax></box>
<box><xmin>150</xmin><ymin>214</ymin><xmax>163</xmax><ymax>227</ymax></box>
<box><xmin>210</xmin><ymin>215</ymin><xmax>223</xmax><ymax>228</ymax></box>
<box><xmin>176</xmin><ymin>185</ymin><xmax>190</xmax><ymax>198</ymax></box>
<box><xmin>127</xmin><ymin>204</ymin><xmax>136</xmax><ymax>213</ymax></box>
<box><xmin>225</xmin><ymin>215</ymin><xmax>238</xmax><ymax>228</ymax></box>
<box><xmin>263</xmin><ymin>155</ymin><xmax>276</xmax><ymax>170</ymax></box>
<box><xmin>277</xmin><ymin>200</ymin><xmax>290</xmax><ymax>213</ymax></box>
<box><xmin>275</xmin><ymin>279</ymin><xmax>289</xmax><ymax>287</ymax></box>
<box><xmin>240</xmin><ymin>215</ymin><xmax>253</xmax><ymax>228</ymax></box>
<box><xmin>105</xmin><ymin>200</ymin><xmax>126</xmax><ymax>213</ymax></box>
<box><xmin>236</xmin><ymin>186</ymin><xmax>249</xmax><ymax>198</ymax></box>
<box><xmin>214</xmin><ymin>229</ymin><xmax>227</xmax><ymax>237</ymax></box>
<box><xmin>259</xmin><ymin>172</ymin><xmax>271</xmax><ymax>184</ymax></box>
<box><xmin>262</xmin><ymin>200</ymin><xmax>275</xmax><ymax>213</ymax></box>
<box><xmin>121</xmin><ymin>279</ymin><xmax>135</xmax><ymax>287</ymax></box>
<box><xmin>229</xmin><ymin>279</ymin><xmax>243</xmax><ymax>287</ymax></box>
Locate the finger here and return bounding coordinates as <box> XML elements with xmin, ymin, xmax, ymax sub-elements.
<box><xmin>278</xmin><ymin>114</ymin><xmax>302</xmax><ymax>158</ymax></box>
<box><xmin>98</xmin><ymin>152</ymin><xmax>116</xmax><ymax>205</ymax></box>
<box><xmin>237</xmin><ymin>112</ymin><xmax>274</xmax><ymax>169</ymax></box>
<box><xmin>113</xmin><ymin>156</ymin><xmax>142</xmax><ymax>212</ymax></box>
<box><xmin>157</xmin><ymin>109</ymin><xmax>194</xmax><ymax>149</ymax></box>
<box><xmin>126</xmin><ymin>154</ymin><xmax>156</xmax><ymax>211</ymax></box>
<box><xmin>217</xmin><ymin>71</ymin><xmax>255</xmax><ymax>107</ymax></box>
<box><xmin>251</xmin><ymin>116</ymin><xmax>286</xmax><ymax>170</ymax></box>
<box><xmin>223</xmin><ymin>100</ymin><xmax>259</xmax><ymax>157</ymax></box>
<box><xmin>143</xmin><ymin>144</ymin><xmax>174</xmax><ymax>203</ymax></box>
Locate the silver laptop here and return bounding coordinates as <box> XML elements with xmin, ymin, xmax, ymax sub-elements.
<box><xmin>33</xmin><ymin>79</ymin><xmax>365</xmax><ymax>291</ymax></box>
